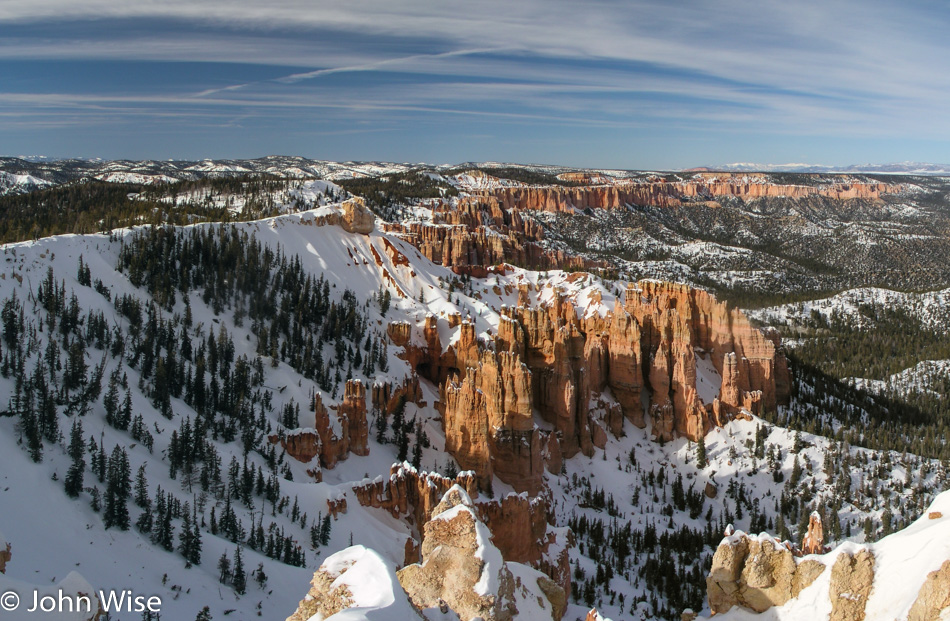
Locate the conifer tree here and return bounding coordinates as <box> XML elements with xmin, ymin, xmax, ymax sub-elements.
<box><xmin>232</xmin><ymin>546</ymin><xmax>246</xmax><ymax>594</ymax></box>
<box><xmin>64</xmin><ymin>418</ymin><xmax>85</xmax><ymax>498</ymax></box>
<box><xmin>104</xmin><ymin>445</ymin><xmax>131</xmax><ymax>530</ymax></box>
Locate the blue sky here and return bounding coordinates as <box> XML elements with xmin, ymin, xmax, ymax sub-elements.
<box><xmin>2</xmin><ymin>0</ymin><xmax>949</xmax><ymax>168</ymax></box>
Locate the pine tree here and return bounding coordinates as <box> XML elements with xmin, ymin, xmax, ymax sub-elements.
<box><xmin>134</xmin><ymin>463</ymin><xmax>150</xmax><ymax>508</ymax></box>
<box><xmin>104</xmin><ymin>370</ymin><xmax>120</xmax><ymax>428</ymax></box>
<box><xmin>120</xmin><ymin>390</ymin><xmax>133</xmax><ymax>430</ymax></box>
<box><xmin>232</xmin><ymin>546</ymin><xmax>246</xmax><ymax>594</ymax></box>
<box><xmin>64</xmin><ymin>418</ymin><xmax>85</xmax><ymax>498</ymax></box>
<box><xmin>90</xmin><ymin>486</ymin><xmax>101</xmax><ymax>512</ymax></box>
<box><xmin>104</xmin><ymin>445</ymin><xmax>131</xmax><ymax>530</ymax></box>
<box><xmin>178</xmin><ymin>503</ymin><xmax>200</xmax><ymax>566</ymax></box>
<box><xmin>195</xmin><ymin>606</ymin><xmax>212</xmax><ymax>621</ymax></box>
<box><xmin>320</xmin><ymin>514</ymin><xmax>332</xmax><ymax>546</ymax></box>
<box><xmin>696</xmin><ymin>437</ymin><xmax>707</xmax><ymax>469</ymax></box>
<box><xmin>136</xmin><ymin>501</ymin><xmax>154</xmax><ymax>534</ymax></box>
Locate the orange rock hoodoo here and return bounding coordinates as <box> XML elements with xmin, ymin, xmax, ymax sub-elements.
<box><xmin>394</xmin><ymin>280</ymin><xmax>789</xmax><ymax>495</ymax></box>
<box><xmin>351</xmin><ymin>463</ymin><xmax>572</xmax><ymax>596</ymax></box>
<box><xmin>335</xmin><ymin>379</ymin><xmax>369</xmax><ymax>457</ymax></box>
<box><xmin>277</xmin><ymin>382</ymin><xmax>370</xmax><ymax>475</ymax></box>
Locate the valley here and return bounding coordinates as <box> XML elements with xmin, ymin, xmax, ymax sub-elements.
<box><xmin>0</xmin><ymin>159</ymin><xmax>947</xmax><ymax>621</ymax></box>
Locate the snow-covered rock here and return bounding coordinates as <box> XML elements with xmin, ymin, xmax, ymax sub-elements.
<box><xmin>397</xmin><ymin>485</ymin><xmax>565</xmax><ymax>621</ymax></box>
<box><xmin>702</xmin><ymin>490</ymin><xmax>950</xmax><ymax>620</ymax></box>
<box><xmin>286</xmin><ymin>545</ymin><xmax>419</xmax><ymax>621</ymax></box>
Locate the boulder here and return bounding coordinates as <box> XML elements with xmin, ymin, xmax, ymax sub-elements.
<box><xmin>341</xmin><ymin>197</ymin><xmax>375</xmax><ymax>234</ymax></box>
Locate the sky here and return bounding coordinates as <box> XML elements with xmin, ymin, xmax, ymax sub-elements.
<box><xmin>1</xmin><ymin>0</ymin><xmax>949</xmax><ymax>169</ymax></box>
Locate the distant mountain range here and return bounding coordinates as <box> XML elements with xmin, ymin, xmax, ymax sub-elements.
<box><xmin>688</xmin><ymin>161</ymin><xmax>950</xmax><ymax>174</ymax></box>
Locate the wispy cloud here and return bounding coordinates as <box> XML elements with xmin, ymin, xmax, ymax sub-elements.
<box><xmin>1</xmin><ymin>0</ymin><xmax>949</xmax><ymax>164</ymax></box>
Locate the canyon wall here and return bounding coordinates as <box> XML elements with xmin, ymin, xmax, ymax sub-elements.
<box><xmin>478</xmin><ymin>177</ymin><xmax>902</xmax><ymax>214</ymax></box>
<box><xmin>393</xmin><ymin>279</ymin><xmax>789</xmax><ymax>495</ymax></box>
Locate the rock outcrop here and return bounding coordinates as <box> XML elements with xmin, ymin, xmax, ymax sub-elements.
<box><xmin>479</xmin><ymin>176</ymin><xmax>902</xmax><ymax>214</ymax></box>
<box><xmin>802</xmin><ymin>511</ymin><xmax>826</xmax><ymax>555</ymax></box>
<box><xmin>397</xmin><ymin>486</ymin><xmax>565</xmax><ymax>621</ymax></box>
<box><xmin>275</xmin><ymin>383</ymin><xmax>370</xmax><ymax>479</ymax></box>
<box><xmin>383</xmin><ymin>193</ymin><xmax>608</xmax><ymax>275</ymax></box>
<box><xmin>340</xmin><ymin>197</ymin><xmax>375</xmax><ymax>234</ymax></box>
<box><xmin>286</xmin><ymin>545</ymin><xmax>421</xmax><ymax>621</ymax></box>
<box><xmin>393</xmin><ymin>279</ymin><xmax>789</xmax><ymax>495</ymax></box>
<box><xmin>908</xmin><ymin>559</ymin><xmax>950</xmax><ymax>621</ymax></box>
<box><xmin>351</xmin><ymin>463</ymin><xmax>572</xmax><ymax>597</ymax></box>
<box><xmin>441</xmin><ymin>349</ymin><xmax>543</xmax><ymax>494</ymax></box>
<box><xmin>335</xmin><ymin>379</ymin><xmax>369</xmax><ymax>457</ymax></box>
<box><xmin>352</xmin><ymin>463</ymin><xmax>479</xmax><ymax>531</ymax></box>
<box><xmin>829</xmin><ymin>550</ymin><xmax>875</xmax><ymax>621</ymax></box>
<box><xmin>707</xmin><ymin>532</ymin><xmax>825</xmax><ymax>614</ymax></box>
<box><xmin>701</xmin><ymin>492</ymin><xmax>950</xmax><ymax>621</ymax></box>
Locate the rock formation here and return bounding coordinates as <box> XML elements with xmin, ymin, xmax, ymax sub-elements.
<box><xmin>371</xmin><ymin>375</ymin><xmax>424</xmax><ymax>416</ymax></box>
<box><xmin>802</xmin><ymin>511</ymin><xmax>826</xmax><ymax>555</ymax></box>
<box><xmin>340</xmin><ymin>197</ymin><xmax>375</xmax><ymax>234</ymax></box>
<box><xmin>441</xmin><ymin>349</ymin><xmax>543</xmax><ymax>494</ymax></box>
<box><xmin>352</xmin><ymin>463</ymin><xmax>479</xmax><ymax>530</ymax></box>
<box><xmin>286</xmin><ymin>545</ymin><xmax>421</xmax><ymax>621</ymax></box>
<box><xmin>278</xmin><ymin>430</ymin><xmax>321</xmax><ymax>465</ymax></box>
<box><xmin>351</xmin><ymin>463</ymin><xmax>572</xmax><ymax>597</ymax></box>
<box><xmin>275</xmin><ymin>382</ymin><xmax>370</xmax><ymax>478</ymax></box>
<box><xmin>707</xmin><ymin>532</ymin><xmax>825</xmax><ymax>614</ymax></box>
<box><xmin>397</xmin><ymin>486</ymin><xmax>566</xmax><ymax>621</ymax></box>
<box><xmin>391</xmin><ymin>278</ymin><xmax>789</xmax><ymax>497</ymax></box>
<box><xmin>908</xmin><ymin>560</ymin><xmax>950</xmax><ymax>621</ymax></box>
<box><xmin>382</xmin><ymin>193</ymin><xmax>608</xmax><ymax>275</ymax></box>
<box><xmin>829</xmin><ymin>550</ymin><xmax>875</xmax><ymax>621</ymax></box>
<box><xmin>478</xmin><ymin>176</ymin><xmax>902</xmax><ymax>214</ymax></box>
<box><xmin>335</xmin><ymin>379</ymin><xmax>369</xmax><ymax>457</ymax></box>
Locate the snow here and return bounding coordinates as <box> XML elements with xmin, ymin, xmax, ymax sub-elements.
<box><xmin>507</xmin><ymin>561</ymin><xmax>557</xmax><ymax>619</ymax></box>
<box><xmin>695</xmin><ymin>351</ymin><xmax>722</xmax><ymax>404</ymax></box>
<box><xmin>315</xmin><ymin>546</ymin><xmax>418</xmax><ymax>621</ymax></box>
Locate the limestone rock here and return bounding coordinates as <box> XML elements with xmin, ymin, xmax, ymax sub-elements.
<box><xmin>397</xmin><ymin>486</ymin><xmax>565</xmax><ymax>621</ymax></box>
<box><xmin>707</xmin><ymin>532</ymin><xmax>825</xmax><ymax>614</ymax></box>
<box><xmin>279</xmin><ymin>430</ymin><xmax>321</xmax><ymax>465</ymax></box>
<box><xmin>387</xmin><ymin>321</ymin><xmax>412</xmax><ymax>346</ymax></box>
<box><xmin>442</xmin><ymin>349</ymin><xmax>542</xmax><ymax>494</ymax></box>
<box><xmin>829</xmin><ymin>550</ymin><xmax>874</xmax><ymax>621</ymax></box>
<box><xmin>351</xmin><ymin>463</ymin><xmax>478</xmax><ymax>531</ymax></box>
<box><xmin>802</xmin><ymin>511</ymin><xmax>826</xmax><ymax>555</ymax></box>
<box><xmin>397</xmin><ymin>488</ymin><xmax>518</xmax><ymax>621</ymax></box>
<box><xmin>287</xmin><ymin>545</ymin><xmax>420</xmax><ymax>621</ymax></box>
<box><xmin>337</xmin><ymin>379</ymin><xmax>369</xmax><ymax>457</ymax></box>
<box><xmin>340</xmin><ymin>197</ymin><xmax>375</xmax><ymax>234</ymax></box>
<box><xmin>908</xmin><ymin>559</ymin><xmax>950</xmax><ymax>621</ymax></box>
<box><xmin>313</xmin><ymin>392</ymin><xmax>349</xmax><ymax>469</ymax></box>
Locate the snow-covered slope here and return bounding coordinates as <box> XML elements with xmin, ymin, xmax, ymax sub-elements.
<box><xmin>0</xmin><ymin>198</ymin><xmax>943</xmax><ymax>621</ymax></box>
